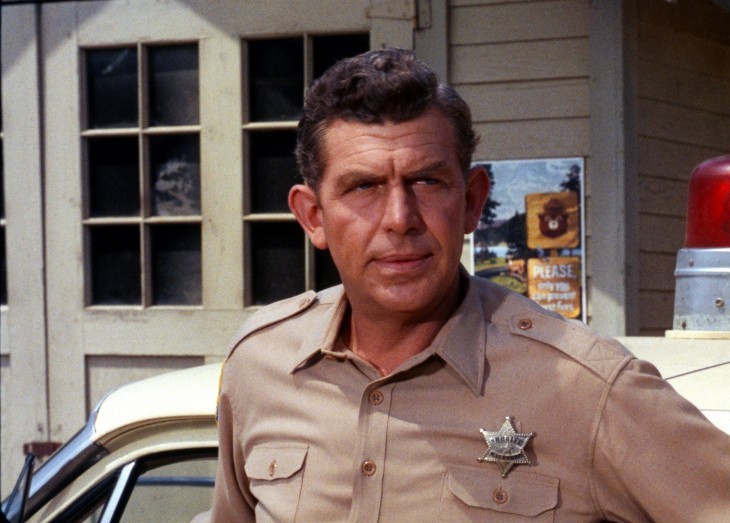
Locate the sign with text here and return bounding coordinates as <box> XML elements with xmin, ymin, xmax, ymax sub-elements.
<box><xmin>469</xmin><ymin>158</ymin><xmax>585</xmax><ymax>321</ymax></box>
<box><xmin>527</xmin><ymin>257</ymin><xmax>582</xmax><ymax>318</ymax></box>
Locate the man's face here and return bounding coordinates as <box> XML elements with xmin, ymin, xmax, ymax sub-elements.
<box><xmin>290</xmin><ymin>108</ymin><xmax>488</xmax><ymax>321</ymax></box>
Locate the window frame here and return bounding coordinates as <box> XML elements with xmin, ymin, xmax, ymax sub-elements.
<box><xmin>241</xmin><ymin>32</ymin><xmax>369</xmax><ymax>306</ymax></box>
<box><xmin>80</xmin><ymin>41</ymin><xmax>204</xmax><ymax>309</ymax></box>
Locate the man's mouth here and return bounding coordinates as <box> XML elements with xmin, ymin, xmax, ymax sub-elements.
<box><xmin>372</xmin><ymin>253</ymin><xmax>432</xmax><ymax>271</ymax></box>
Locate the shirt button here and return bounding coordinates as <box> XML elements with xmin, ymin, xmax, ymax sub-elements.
<box><xmin>268</xmin><ymin>460</ymin><xmax>277</xmax><ymax>477</ymax></box>
<box><xmin>493</xmin><ymin>486</ymin><xmax>508</xmax><ymax>504</ymax></box>
<box><xmin>297</xmin><ymin>298</ymin><xmax>309</xmax><ymax>309</ymax></box>
<box><xmin>361</xmin><ymin>460</ymin><xmax>376</xmax><ymax>476</ymax></box>
<box><xmin>518</xmin><ymin>318</ymin><xmax>533</xmax><ymax>330</ymax></box>
<box><xmin>368</xmin><ymin>389</ymin><xmax>384</xmax><ymax>406</ymax></box>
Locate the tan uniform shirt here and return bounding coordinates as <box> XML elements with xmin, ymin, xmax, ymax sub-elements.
<box><xmin>212</xmin><ymin>276</ymin><xmax>730</xmax><ymax>522</ymax></box>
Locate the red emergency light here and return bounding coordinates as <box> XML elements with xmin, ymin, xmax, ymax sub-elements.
<box><xmin>684</xmin><ymin>155</ymin><xmax>730</xmax><ymax>248</ymax></box>
<box><xmin>672</xmin><ymin>155</ymin><xmax>730</xmax><ymax>335</ymax></box>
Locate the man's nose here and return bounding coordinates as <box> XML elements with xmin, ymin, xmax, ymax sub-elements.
<box><xmin>381</xmin><ymin>185</ymin><xmax>422</xmax><ymax>234</ymax></box>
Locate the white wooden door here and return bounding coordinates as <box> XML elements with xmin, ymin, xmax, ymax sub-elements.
<box><xmin>39</xmin><ymin>0</ymin><xmax>380</xmax><ymax>446</ymax></box>
<box><xmin>2</xmin><ymin>0</ymin><xmax>425</xmax><ymax>490</ymax></box>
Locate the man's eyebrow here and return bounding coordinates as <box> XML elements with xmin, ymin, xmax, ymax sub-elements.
<box><xmin>331</xmin><ymin>170</ymin><xmax>383</xmax><ymax>189</ymax></box>
<box><xmin>338</xmin><ymin>170</ymin><xmax>380</xmax><ymax>181</ymax></box>
<box><xmin>405</xmin><ymin>160</ymin><xmax>453</xmax><ymax>177</ymax></box>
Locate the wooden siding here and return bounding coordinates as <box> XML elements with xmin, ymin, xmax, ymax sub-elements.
<box><xmin>636</xmin><ymin>0</ymin><xmax>730</xmax><ymax>335</ymax></box>
<box><xmin>449</xmin><ymin>0</ymin><xmax>591</xmax><ymax>162</ymax></box>
<box><xmin>448</xmin><ymin>0</ymin><xmax>592</xmax><ymax>319</ymax></box>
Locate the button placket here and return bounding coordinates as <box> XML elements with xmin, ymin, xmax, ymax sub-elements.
<box><xmin>351</xmin><ymin>382</ymin><xmax>393</xmax><ymax>522</ymax></box>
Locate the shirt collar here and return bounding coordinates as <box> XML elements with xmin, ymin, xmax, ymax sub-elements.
<box><xmin>290</xmin><ymin>275</ymin><xmax>487</xmax><ymax>396</ymax></box>
<box><xmin>291</xmin><ymin>286</ymin><xmax>349</xmax><ymax>372</ymax></box>
<box><xmin>428</xmin><ymin>276</ymin><xmax>486</xmax><ymax>396</ymax></box>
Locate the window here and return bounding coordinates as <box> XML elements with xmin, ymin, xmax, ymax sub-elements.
<box><xmin>80</xmin><ymin>35</ymin><xmax>369</xmax><ymax>309</ymax></box>
<box><xmin>1</xmin><ymin>97</ymin><xmax>5</xmax><ymax>306</ymax></box>
<box><xmin>119</xmin><ymin>454</ymin><xmax>216</xmax><ymax>523</ymax></box>
<box><xmin>49</xmin><ymin>450</ymin><xmax>217</xmax><ymax>523</ymax></box>
<box><xmin>243</xmin><ymin>34</ymin><xmax>369</xmax><ymax>305</ymax></box>
<box><xmin>83</xmin><ymin>44</ymin><xmax>201</xmax><ymax>306</ymax></box>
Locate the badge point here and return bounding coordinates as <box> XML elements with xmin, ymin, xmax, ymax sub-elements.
<box><xmin>478</xmin><ymin>417</ymin><xmax>534</xmax><ymax>477</ymax></box>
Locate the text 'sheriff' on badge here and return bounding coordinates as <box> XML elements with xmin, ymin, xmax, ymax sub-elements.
<box><xmin>478</xmin><ymin>417</ymin><xmax>534</xmax><ymax>477</ymax></box>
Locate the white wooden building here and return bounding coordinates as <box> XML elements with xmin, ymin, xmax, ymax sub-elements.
<box><xmin>1</xmin><ymin>0</ymin><xmax>729</xmax><ymax>491</ymax></box>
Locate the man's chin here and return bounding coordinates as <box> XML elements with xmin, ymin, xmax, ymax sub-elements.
<box><xmin>367</xmin><ymin>283</ymin><xmax>457</xmax><ymax>318</ymax></box>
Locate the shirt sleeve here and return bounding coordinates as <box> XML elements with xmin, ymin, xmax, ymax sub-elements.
<box><xmin>592</xmin><ymin>358</ymin><xmax>730</xmax><ymax>521</ymax></box>
<box><xmin>210</xmin><ymin>363</ymin><xmax>256</xmax><ymax>522</ymax></box>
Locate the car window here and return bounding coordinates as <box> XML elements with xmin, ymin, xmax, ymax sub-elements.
<box><xmin>46</xmin><ymin>450</ymin><xmax>216</xmax><ymax>523</ymax></box>
<box><xmin>119</xmin><ymin>456</ymin><xmax>216</xmax><ymax>523</ymax></box>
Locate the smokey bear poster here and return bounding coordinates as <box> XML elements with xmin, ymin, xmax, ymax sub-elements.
<box><xmin>526</xmin><ymin>191</ymin><xmax>580</xmax><ymax>249</ymax></box>
<box><xmin>470</xmin><ymin>158</ymin><xmax>585</xmax><ymax>320</ymax></box>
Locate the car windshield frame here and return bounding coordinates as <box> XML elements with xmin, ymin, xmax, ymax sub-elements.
<box><xmin>1</xmin><ymin>415</ymin><xmax>108</xmax><ymax>522</ymax></box>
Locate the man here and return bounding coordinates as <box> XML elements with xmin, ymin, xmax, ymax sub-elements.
<box><xmin>213</xmin><ymin>48</ymin><xmax>729</xmax><ymax>521</ymax></box>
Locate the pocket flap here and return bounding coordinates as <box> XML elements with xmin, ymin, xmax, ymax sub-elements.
<box><xmin>447</xmin><ymin>465</ymin><xmax>558</xmax><ymax>516</ymax></box>
<box><xmin>246</xmin><ymin>445</ymin><xmax>308</xmax><ymax>481</ymax></box>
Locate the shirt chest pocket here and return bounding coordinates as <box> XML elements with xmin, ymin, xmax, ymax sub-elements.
<box><xmin>440</xmin><ymin>465</ymin><xmax>558</xmax><ymax>522</ymax></box>
<box><xmin>246</xmin><ymin>444</ymin><xmax>308</xmax><ymax>522</ymax></box>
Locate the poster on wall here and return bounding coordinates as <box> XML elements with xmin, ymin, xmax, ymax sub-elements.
<box><xmin>470</xmin><ymin>158</ymin><xmax>586</xmax><ymax>321</ymax></box>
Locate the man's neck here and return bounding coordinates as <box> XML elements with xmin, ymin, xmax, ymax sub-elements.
<box><xmin>342</xmin><ymin>277</ymin><xmax>466</xmax><ymax>376</ymax></box>
<box><xmin>342</xmin><ymin>315</ymin><xmax>443</xmax><ymax>376</ymax></box>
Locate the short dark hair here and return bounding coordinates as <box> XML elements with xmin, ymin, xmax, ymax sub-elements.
<box><xmin>296</xmin><ymin>48</ymin><xmax>478</xmax><ymax>191</ymax></box>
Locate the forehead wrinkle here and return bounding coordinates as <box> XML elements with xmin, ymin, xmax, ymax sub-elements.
<box><xmin>325</xmin><ymin>119</ymin><xmax>451</xmax><ymax>156</ymax></box>
<box><xmin>320</xmin><ymin>111</ymin><xmax>463</xmax><ymax>189</ymax></box>
<box><xmin>339</xmin><ymin>137</ymin><xmax>455</xmax><ymax>166</ymax></box>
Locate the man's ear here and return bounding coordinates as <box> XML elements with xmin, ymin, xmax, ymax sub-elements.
<box><xmin>463</xmin><ymin>165</ymin><xmax>490</xmax><ymax>234</ymax></box>
<box><xmin>288</xmin><ymin>184</ymin><xmax>328</xmax><ymax>249</ymax></box>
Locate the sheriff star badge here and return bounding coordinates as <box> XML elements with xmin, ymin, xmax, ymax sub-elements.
<box><xmin>478</xmin><ymin>417</ymin><xmax>534</xmax><ymax>477</ymax></box>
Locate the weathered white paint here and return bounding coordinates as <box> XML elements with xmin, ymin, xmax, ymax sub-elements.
<box><xmin>587</xmin><ymin>0</ymin><xmax>640</xmax><ymax>336</ymax></box>
<box><xmin>0</xmin><ymin>4</ymin><xmax>50</xmax><ymax>494</ymax></box>
<box><xmin>2</xmin><ymin>0</ymin><xmax>411</xmax><ymax>491</ymax></box>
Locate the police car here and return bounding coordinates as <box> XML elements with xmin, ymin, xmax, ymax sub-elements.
<box><xmin>2</xmin><ymin>341</ymin><xmax>728</xmax><ymax>522</ymax></box>
<box><xmin>1</xmin><ymin>364</ymin><xmax>220</xmax><ymax>523</ymax></box>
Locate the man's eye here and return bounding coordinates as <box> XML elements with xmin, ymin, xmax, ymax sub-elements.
<box><xmin>415</xmin><ymin>178</ymin><xmax>439</xmax><ymax>186</ymax></box>
<box><xmin>355</xmin><ymin>182</ymin><xmax>375</xmax><ymax>190</ymax></box>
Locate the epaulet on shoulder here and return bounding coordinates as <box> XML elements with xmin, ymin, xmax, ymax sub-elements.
<box><xmin>225</xmin><ymin>290</ymin><xmax>318</xmax><ymax>359</ymax></box>
<box><xmin>471</xmin><ymin>277</ymin><xmax>633</xmax><ymax>382</ymax></box>
<box><xmin>508</xmin><ymin>311</ymin><xmax>634</xmax><ymax>384</ymax></box>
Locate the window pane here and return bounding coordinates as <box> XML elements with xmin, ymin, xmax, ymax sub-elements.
<box><xmin>0</xmin><ymin>228</ymin><xmax>6</xmax><ymax>305</ymax></box>
<box><xmin>250</xmin><ymin>222</ymin><xmax>304</xmax><ymax>304</ymax></box>
<box><xmin>0</xmin><ymin>142</ymin><xmax>8</xmax><ymax>305</ymax></box>
<box><xmin>87</xmin><ymin>48</ymin><xmax>138</xmax><ymax>128</ymax></box>
<box><xmin>88</xmin><ymin>137</ymin><xmax>140</xmax><ymax>217</ymax></box>
<box><xmin>122</xmin><ymin>458</ymin><xmax>216</xmax><ymax>523</ymax></box>
<box><xmin>149</xmin><ymin>45</ymin><xmax>199</xmax><ymax>126</ymax></box>
<box><xmin>0</xmin><ymin>147</ymin><xmax>4</xmax><ymax>304</ymax></box>
<box><xmin>248</xmin><ymin>38</ymin><xmax>303</xmax><ymax>122</ymax></box>
<box><xmin>0</xmin><ymin>147</ymin><xmax>4</xmax><ymax>218</ymax></box>
<box><xmin>249</xmin><ymin>131</ymin><xmax>297</xmax><ymax>213</ymax></box>
<box><xmin>90</xmin><ymin>226</ymin><xmax>140</xmax><ymax>305</ymax></box>
<box><xmin>151</xmin><ymin>224</ymin><xmax>201</xmax><ymax>305</ymax></box>
<box><xmin>312</xmin><ymin>34</ymin><xmax>369</xmax><ymax>79</ymax></box>
<box><xmin>315</xmin><ymin>248</ymin><xmax>341</xmax><ymax>290</ymax></box>
<box><xmin>150</xmin><ymin>134</ymin><xmax>201</xmax><ymax>216</ymax></box>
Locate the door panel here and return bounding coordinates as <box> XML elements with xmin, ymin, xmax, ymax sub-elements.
<box><xmin>40</xmin><ymin>1</ymin><xmax>377</xmax><ymax>447</ymax></box>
